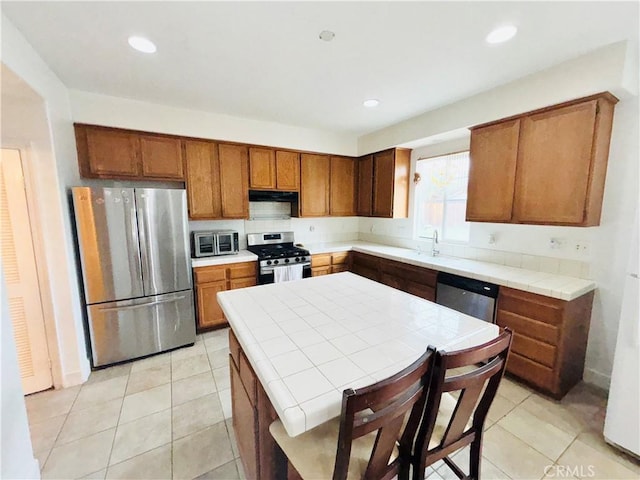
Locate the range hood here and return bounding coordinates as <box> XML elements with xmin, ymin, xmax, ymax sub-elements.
<box><xmin>249</xmin><ymin>190</ymin><xmax>298</xmax><ymax>202</ymax></box>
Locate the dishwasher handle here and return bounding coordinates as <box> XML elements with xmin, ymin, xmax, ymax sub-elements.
<box><xmin>436</xmin><ymin>271</ymin><xmax>499</xmax><ymax>298</ymax></box>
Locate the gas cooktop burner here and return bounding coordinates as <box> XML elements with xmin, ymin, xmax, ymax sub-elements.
<box><xmin>249</xmin><ymin>245</ymin><xmax>310</xmax><ymax>260</ymax></box>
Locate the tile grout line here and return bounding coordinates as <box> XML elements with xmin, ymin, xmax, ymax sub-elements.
<box><xmin>104</xmin><ymin>369</ymin><xmax>131</xmax><ymax>475</ymax></box>
<box><xmin>37</xmin><ymin>384</ymin><xmax>83</xmax><ymax>473</ymax></box>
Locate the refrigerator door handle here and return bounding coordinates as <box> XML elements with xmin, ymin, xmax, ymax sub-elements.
<box><xmin>137</xmin><ymin>206</ymin><xmax>154</xmax><ymax>294</ymax></box>
<box><xmin>127</xmin><ymin>202</ymin><xmax>143</xmax><ymax>284</ymax></box>
<box><xmin>96</xmin><ymin>294</ymin><xmax>188</xmax><ymax>313</ymax></box>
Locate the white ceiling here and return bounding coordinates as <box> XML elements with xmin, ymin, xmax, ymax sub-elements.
<box><xmin>2</xmin><ymin>2</ymin><xmax>638</xmax><ymax>136</ymax></box>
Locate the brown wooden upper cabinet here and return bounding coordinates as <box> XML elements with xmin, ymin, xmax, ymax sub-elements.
<box><xmin>467</xmin><ymin>92</ymin><xmax>617</xmax><ymax>226</ymax></box>
<box><xmin>184</xmin><ymin>140</ymin><xmax>222</xmax><ymax>219</ymax></box>
<box><xmin>329</xmin><ymin>156</ymin><xmax>357</xmax><ymax>216</ymax></box>
<box><xmin>219</xmin><ymin>144</ymin><xmax>249</xmax><ymax>219</ymax></box>
<box><xmin>74</xmin><ymin>124</ymin><xmax>184</xmax><ymax>181</ymax></box>
<box><xmin>357</xmin><ymin>148</ymin><xmax>410</xmax><ymax>218</ymax></box>
<box><xmin>357</xmin><ymin>155</ymin><xmax>374</xmax><ymax>216</ymax></box>
<box><xmin>248</xmin><ymin>148</ymin><xmax>300</xmax><ymax>191</ymax></box>
<box><xmin>300</xmin><ymin>153</ymin><xmax>330</xmax><ymax>216</ymax></box>
<box><xmin>248</xmin><ymin>147</ymin><xmax>276</xmax><ymax>189</ymax></box>
<box><xmin>183</xmin><ymin>140</ymin><xmax>248</xmax><ymax>220</ymax></box>
<box><xmin>139</xmin><ymin>135</ymin><xmax>184</xmax><ymax>180</ymax></box>
<box><xmin>275</xmin><ymin>150</ymin><xmax>300</xmax><ymax>190</ymax></box>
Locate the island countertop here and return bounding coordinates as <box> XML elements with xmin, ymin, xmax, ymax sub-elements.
<box><xmin>217</xmin><ymin>272</ymin><xmax>499</xmax><ymax>438</ymax></box>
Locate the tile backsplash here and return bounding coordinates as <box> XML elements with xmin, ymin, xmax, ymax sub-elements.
<box><xmin>190</xmin><ymin>202</ymin><xmax>359</xmax><ymax>250</ymax></box>
<box><xmin>190</xmin><ymin>203</ymin><xmax>590</xmax><ymax>279</ymax></box>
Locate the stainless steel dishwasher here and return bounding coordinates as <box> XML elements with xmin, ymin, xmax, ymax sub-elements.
<box><xmin>435</xmin><ymin>272</ymin><xmax>499</xmax><ymax>323</ymax></box>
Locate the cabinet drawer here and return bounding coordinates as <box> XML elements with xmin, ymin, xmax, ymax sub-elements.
<box><xmin>498</xmin><ymin>287</ymin><xmax>564</xmax><ymax>326</ymax></box>
<box><xmin>311</xmin><ymin>254</ymin><xmax>331</xmax><ymax>267</ymax></box>
<box><xmin>230</xmin><ymin>277</ymin><xmax>257</xmax><ymax>290</ymax></box>
<box><xmin>506</xmin><ymin>351</ymin><xmax>555</xmax><ymax>392</ymax></box>
<box><xmin>239</xmin><ymin>351</ymin><xmax>257</xmax><ymax>407</ymax></box>
<box><xmin>331</xmin><ymin>252</ymin><xmax>350</xmax><ymax>265</ymax></box>
<box><xmin>228</xmin><ymin>262</ymin><xmax>257</xmax><ymax>279</ymax></box>
<box><xmin>380</xmin><ymin>273</ymin><xmax>403</xmax><ymax>290</ymax></box>
<box><xmin>497</xmin><ymin>310</ymin><xmax>559</xmax><ymax>345</ymax></box>
<box><xmin>405</xmin><ymin>282</ymin><xmax>435</xmax><ymax>302</ymax></box>
<box><xmin>352</xmin><ymin>252</ymin><xmax>380</xmax><ymax>270</ymax></box>
<box><xmin>331</xmin><ymin>265</ymin><xmax>349</xmax><ymax>274</ymax></box>
<box><xmin>194</xmin><ymin>266</ymin><xmax>226</xmax><ymax>284</ymax></box>
<box><xmin>511</xmin><ymin>333</ymin><xmax>556</xmax><ymax>368</ymax></box>
<box><xmin>229</xmin><ymin>330</ymin><xmax>240</xmax><ymax>369</ymax></box>
<box><xmin>312</xmin><ymin>266</ymin><xmax>331</xmax><ymax>276</ymax></box>
<box><xmin>381</xmin><ymin>261</ymin><xmax>437</xmax><ymax>287</ymax></box>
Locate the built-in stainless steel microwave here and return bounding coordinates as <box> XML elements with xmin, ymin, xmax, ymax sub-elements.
<box><xmin>192</xmin><ymin>230</ymin><xmax>239</xmax><ymax>257</ymax></box>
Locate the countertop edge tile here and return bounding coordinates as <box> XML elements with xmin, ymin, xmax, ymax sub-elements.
<box><xmin>191</xmin><ymin>250</ymin><xmax>258</xmax><ymax>268</ymax></box>
<box><xmin>303</xmin><ymin>241</ymin><xmax>595</xmax><ymax>301</ymax></box>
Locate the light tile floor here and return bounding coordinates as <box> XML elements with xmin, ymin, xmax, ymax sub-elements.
<box><xmin>26</xmin><ymin>328</ymin><xmax>639</xmax><ymax>480</ymax></box>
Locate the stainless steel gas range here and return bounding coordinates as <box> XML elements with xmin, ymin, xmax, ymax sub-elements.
<box><xmin>246</xmin><ymin>232</ymin><xmax>311</xmax><ymax>284</ymax></box>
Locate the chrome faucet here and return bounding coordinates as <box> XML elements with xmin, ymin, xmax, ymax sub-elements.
<box><xmin>432</xmin><ymin>229</ymin><xmax>440</xmax><ymax>257</ymax></box>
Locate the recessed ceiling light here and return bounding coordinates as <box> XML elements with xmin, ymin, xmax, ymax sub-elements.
<box><xmin>319</xmin><ymin>30</ymin><xmax>335</xmax><ymax>42</ymax></box>
<box><xmin>485</xmin><ymin>25</ymin><xmax>518</xmax><ymax>44</ymax></box>
<box><xmin>128</xmin><ymin>36</ymin><xmax>157</xmax><ymax>53</ymax></box>
<box><xmin>363</xmin><ymin>99</ymin><xmax>380</xmax><ymax>108</ymax></box>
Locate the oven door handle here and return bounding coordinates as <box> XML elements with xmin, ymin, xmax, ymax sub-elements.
<box><xmin>261</xmin><ymin>262</ymin><xmax>311</xmax><ymax>274</ymax></box>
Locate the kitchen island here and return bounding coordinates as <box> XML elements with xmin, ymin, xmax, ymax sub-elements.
<box><xmin>217</xmin><ymin>272</ymin><xmax>499</xmax><ymax>479</ymax></box>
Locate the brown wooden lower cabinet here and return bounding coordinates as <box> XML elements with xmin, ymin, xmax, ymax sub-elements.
<box><xmin>311</xmin><ymin>251</ymin><xmax>351</xmax><ymax>276</ymax></box>
<box><xmin>351</xmin><ymin>251</ymin><xmax>381</xmax><ymax>281</ymax></box>
<box><xmin>194</xmin><ymin>262</ymin><xmax>257</xmax><ymax>332</ymax></box>
<box><xmin>379</xmin><ymin>257</ymin><xmax>437</xmax><ymax>302</ymax></box>
<box><xmin>351</xmin><ymin>252</ymin><xmax>437</xmax><ymax>301</ymax></box>
<box><xmin>496</xmin><ymin>286</ymin><xmax>594</xmax><ymax>398</ymax></box>
<box><xmin>351</xmin><ymin>252</ymin><xmax>593</xmax><ymax>398</ymax></box>
<box><xmin>229</xmin><ymin>330</ymin><xmax>285</xmax><ymax>480</ymax></box>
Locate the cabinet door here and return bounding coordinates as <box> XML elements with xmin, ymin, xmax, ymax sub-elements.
<box><xmin>467</xmin><ymin>120</ymin><xmax>520</xmax><ymax>222</ymax></box>
<box><xmin>230</xmin><ymin>359</ymin><xmax>259</xmax><ymax>480</ymax></box>
<box><xmin>219</xmin><ymin>144</ymin><xmax>249</xmax><ymax>219</ymax></box>
<box><xmin>140</xmin><ymin>135</ymin><xmax>184</xmax><ymax>180</ymax></box>
<box><xmin>330</xmin><ymin>156</ymin><xmax>357</xmax><ymax>216</ymax></box>
<box><xmin>184</xmin><ymin>140</ymin><xmax>222</xmax><ymax>219</ymax></box>
<box><xmin>373</xmin><ymin>150</ymin><xmax>395</xmax><ymax>217</ymax></box>
<box><xmin>196</xmin><ymin>281</ymin><xmax>227</xmax><ymax>329</ymax></box>
<box><xmin>513</xmin><ymin>101</ymin><xmax>598</xmax><ymax>225</ymax></box>
<box><xmin>249</xmin><ymin>148</ymin><xmax>276</xmax><ymax>189</ymax></box>
<box><xmin>357</xmin><ymin>155</ymin><xmax>373</xmax><ymax>216</ymax></box>
<box><xmin>312</xmin><ymin>266</ymin><xmax>332</xmax><ymax>277</ymax></box>
<box><xmin>275</xmin><ymin>151</ymin><xmax>300</xmax><ymax>190</ymax></box>
<box><xmin>83</xmin><ymin>127</ymin><xmax>140</xmax><ymax>177</ymax></box>
<box><xmin>300</xmin><ymin>154</ymin><xmax>330</xmax><ymax>216</ymax></box>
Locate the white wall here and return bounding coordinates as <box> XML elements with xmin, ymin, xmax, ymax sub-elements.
<box><xmin>1</xmin><ymin>272</ymin><xmax>40</xmax><ymax>479</ymax></box>
<box><xmin>69</xmin><ymin>90</ymin><xmax>358</xmax><ymax>156</ymax></box>
<box><xmin>1</xmin><ymin>14</ymin><xmax>90</xmax><ymax>386</ymax></box>
<box><xmin>359</xmin><ymin>41</ymin><xmax>635</xmax><ymax>155</ymax></box>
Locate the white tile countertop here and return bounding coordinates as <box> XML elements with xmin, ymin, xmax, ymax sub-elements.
<box><xmin>217</xmin><ymin>272</ymin><xmax>499</xmax><ymax>437</ymax></box>
<box><xmin>191</xmin><ymin>250</ymin><xmax>258</xmax><ymax>268</ymax></box>
<box><xmin>302</xmin><ymin>241</ymin><xmax>595</xmax><ymax>301</ymax></box>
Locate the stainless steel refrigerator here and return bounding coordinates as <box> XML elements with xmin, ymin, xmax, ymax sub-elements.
<box><xmin>72</xmin><ymin>187</ymin><xmax>195</xmax><ymax>367</ymax></box>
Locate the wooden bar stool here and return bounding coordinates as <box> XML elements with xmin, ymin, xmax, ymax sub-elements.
<box><xmin>269</xmin><ymin>347</ymin><xmax>436</xmax><ymax>480</ymax></box>
<box><xmin>404</xmin><ymin>329</ymin><xmax>513</xmax><ymax>480</ymax></box>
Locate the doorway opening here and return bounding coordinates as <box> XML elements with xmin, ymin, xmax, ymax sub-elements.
<box><xmin>1</xmin><ymin>147</ymin><xmax>53</xmax><ymax>394</ymax></box>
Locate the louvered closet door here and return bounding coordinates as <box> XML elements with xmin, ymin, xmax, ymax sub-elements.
<box><xmin>1</xmin><ymin>149</ymin><xmax>52</xmax><ymax>394</ymax></box>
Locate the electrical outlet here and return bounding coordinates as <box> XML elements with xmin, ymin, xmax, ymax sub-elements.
<box><xmin>574</xmin><ymin>241</ymin><xmax>589</xmax><ymax>253</ymax></box>
<box><xmin>549</xmin><ymin>237</ymin><xmax>562</xmax><ymax>249</ymax></box>
<box><xmin>309</xmin><ymin>225</ymin><xmax>315</xmax><ymax>232</ymax></box>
